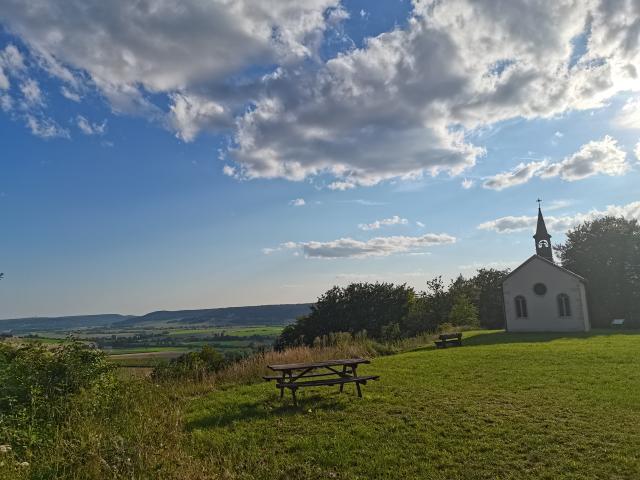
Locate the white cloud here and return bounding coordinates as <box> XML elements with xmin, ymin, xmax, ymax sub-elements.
<box><xmin>25</xmin><ymin>114</ymin><xmax>69</xmax><ymax>139</ymax></box>
<box><xmin>0</xmin><ymin>94</ymin><xmax>12</xmax><ymax>112</ymax></box>
<box><xmin>76</xmin><ymin>115</ymin><xmax>107</xmax><ymax>135</ymax></box>
<box><xmin>358</xmin><ymin>215</ymin><xmax>408</xmax><ymax>231</ymax></box>
<box><xmin>291</xmin><ymin>233</ymin><xmax>456</xmax><ymax>258</ymax></box>
<box><xmin>0</xmin><ymin>67</ymin><xmax>9</xmax><ymax>90</ymax></box>
<box><xmin>483</xmin><ymin>160</ymin><xmax>548</xmax><ymax>191</ymax></box>
<box><xmin>168</xmin><ymin>93</ymin><xmax>228</xmax><ymax>142</ymax></box>
<box><xmin>416</xmin><ymin>221</ymin><xmax>425</xmax><ymax>228</ymax></box>
<box><xmin>289</xmin><ymin>198</ymin><xmax>306</xmax><ymax>207</ymax></box>
<box><xmin>19</xmin><ymin>78</ymin><xmax>43</xmax><ymax>106</ymax></box>
<box><xmin>615</xmin><ymin>97</ymin><xmax>640</xmax><ymax>129</ymax></box>
<box><xmin>484</xmin><ymin>136</ymin><xmax>630</xmax><ymax>190</ymax></box>
<box><xmin>60</xmin><ymin>86</ymin><xmax>81</xmax><ymax>102</ymax></box>
<box><xmin>227</xmin><ymin>0</ymin><xmax>640</xmax><ymax>187</ymax></box>
<box><xmin>0</xmin><ymin>0</ymin><xmax>340</xmax><ymax>112</ymax></box>
<box><xmin>478</xmin><ymin>201</ymin><xmax>640</xmax><ymax>234</ymax></box>
<box><xmin>461</xmin><ymin>178</ymin><xmax>474</xmax><ymax>189</ymax></box>
<box><xmin>539</xmin><ymin>136</ymin><xmax>629</xmax><ymax>181</ymax></box>
<box><xmin>328</xmin><ymin>181</ymin><xmax>356</xmax><ymax>191</ymax></box>
<box><xmin>2</xmin><ymin>0</ymin><xmax>640</xmax><ymax>188</ymax></box>
<box><xmin>0</xmin><ymin>44</ymin><xmax>25</xmax><ymax>74</ymax></box>
<box><xmin>635</xmin><ymin>142</ymin><xmax>640</xmax><ymax>162</ymax></box>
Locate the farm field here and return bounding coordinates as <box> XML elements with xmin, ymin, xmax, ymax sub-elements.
<box><xmin>184</xmin><ymin>330</ymin><xmax>640</xmax><ymax>479</ymax></box>
<box><xmin>13</xmin><ymin>324</ymin><xmax>285</xmax><ymax>367</ymax></box>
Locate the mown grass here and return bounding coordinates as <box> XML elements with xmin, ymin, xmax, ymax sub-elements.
<box><xmin>183</xmin><ymin>330</ymin><xmax>640</xmax><ymax>479</ymax></box>
<box><xmin>3</xmin><ymin>330</ymin><xmax>640</xmax><ymax>479</ymax></box>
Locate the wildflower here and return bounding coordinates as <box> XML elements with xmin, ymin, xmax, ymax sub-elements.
<box><xmin>19</xmin><ymin>461</ymin><xmax>29</xmax><ymax>467</ymax></box>
<box><xmin>0</xmin><ymin>445</ymin><xmax>11</xmax><ymax>453</ymax></box>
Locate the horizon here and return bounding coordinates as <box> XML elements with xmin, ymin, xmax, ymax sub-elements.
<box><xmin>1</xmin><ymin>0</ymin><xmax>640</xmax><ymax>319</ymax></box>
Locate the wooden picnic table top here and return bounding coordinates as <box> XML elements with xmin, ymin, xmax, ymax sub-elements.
<box><xmin>267</xmin><ymin>358</ymin><xmax>370</xmax><ymax>371</ymax></box>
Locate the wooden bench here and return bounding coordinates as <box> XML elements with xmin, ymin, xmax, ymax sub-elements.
<box><xmin>264</xmin><ymin>358</ymin><xmax>379</xmax><ymax>405</ymax></box>
<box><xmin>434</xmin><ymin>332</ymin><xmax>462</xmax><ymax>348</ymax></box>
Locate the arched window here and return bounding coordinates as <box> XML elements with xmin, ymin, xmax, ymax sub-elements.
<box><xmin>557</xmin><ymin>294</ymin><xmax>571</xmax><ymax>317</ymax></box>
<box><xmin>515</xmin><ymin>296</ymin><xmax>528</xmax><ymax>318</ymax></box>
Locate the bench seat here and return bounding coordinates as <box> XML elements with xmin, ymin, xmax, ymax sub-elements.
<box><xmin>262</xmin><ymin>371</ymin><xmax>344</xmax><ymax>381</ymax></box>
<box><xmin>435</xmin><ymin>332</ymin><xmax>462</xmax><ymax>348</ymax></box>
<box><xmin>276</xmin><ymin>375</ymin><xmax>379</xmax><ymax>388</ymax></box>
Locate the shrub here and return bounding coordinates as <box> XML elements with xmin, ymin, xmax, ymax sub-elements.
<box><xmin>448</xmin><ymin>294</ymin><xmax>479</xmax><ymax>327</ymax></box>
<box><xmin>151</xmin><ymin>345</ymin><xmax>226</xmax><ymax>381</ymax></box>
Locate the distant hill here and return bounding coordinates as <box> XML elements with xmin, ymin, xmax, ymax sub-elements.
<box><xmin>0</xmin><ymin>304</ymin><xmax>313</xmax><ymax>333</ymax></box>
<box><xmin>114</xmin><ymin>303</ymin><xmax>312</xmax><ymax>327</ymax></box>
<box><xmin>0</xmin><ymin>314</ymin><xmax>132</xmax><ymax>333</ymax></box>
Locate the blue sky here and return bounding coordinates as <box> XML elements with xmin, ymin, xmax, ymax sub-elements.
<box><xmin>0</xmin><ymin>0</ymin><xmax>639</xmax><ymax>318</ymax></box>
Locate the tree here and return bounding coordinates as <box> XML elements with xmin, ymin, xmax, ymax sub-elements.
<box><xmin>469</xmin><ymin>268</ymin><xmax>510</xmax><ymax>328</ymax></box>
<box><xmin>276</xmin><ymin>282</ymin><xmax>416</xmax><ymax>346</ymax></box>
<box><xmin>448</xmin><ymin>294</ymin><xmax>479</xmax><ymax>326</ymax></box>
<box><xmin>555</xmin><ymin>216</ymin><xmax>640</xmax><ymax>327</ymax></box>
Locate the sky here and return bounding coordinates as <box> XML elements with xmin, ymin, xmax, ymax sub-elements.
<box><xmin>1</xmin><ymin>0</ymin><xmax>639</xmax><ymax>319</ymax></box>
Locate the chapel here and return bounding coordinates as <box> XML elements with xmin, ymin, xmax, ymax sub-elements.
<box><xmin>502</xmin><ymin>204</ymin><xmax>591</xmax><ymax>332</ymax></box>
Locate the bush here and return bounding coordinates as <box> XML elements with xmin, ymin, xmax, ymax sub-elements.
<box><xmin>0</xmin><ymin>341</ymin><xmax>115</xmax><ymax>454</ymax></box>
<box><xmin>151</xmin><ymin>345</ymin><xmax>226</xmax><ymax>381</ymax></box>
<box><xmin>448</xmin><ymin>294</ymin><xmax>479</xmax><ymax>327</ymax></box>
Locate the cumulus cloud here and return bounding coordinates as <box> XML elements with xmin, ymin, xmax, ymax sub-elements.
<box><xmin>615</xmin><ymin>97</ymin><xmax>640</xmax><ymax>129</ymax></box>
<box><xmin>461</xmin><ymin>178</ymin><xmax>474</xmax><ymax>189</ymax></box>
<box><xmin>0</xmin><ymin>0</ymin><xmax>340</xmax><ymax>113</ymax></box>
<box><xmin>25</xmin><ymin>114</ymin><xmax>69</xmax><ymax>139</ymax></box>
<box><xmin>358</xmin><ymin>215</ymin><xmax>409</xmax><ymax>231</ymax></box>
<box><xmin>290</xmin><ymin>233</ymin><xmax>456</xmax><ymax>258</ymax></box>
<box><xmin>76</xmin><ymin>115</ymin><xmax>106</xmax><ymax>135</ymax></box>
<box><xmin>478</xmin><ymin>200</ymin><xmax>640</xmax><ymax>234</ymax></box>
<box><xmin>0</xmin><ymin>44</ymin><xmax>25</xmax><ymax>74</ymax></box>
<box><xmin>289</xmin><ymin>198</ymin><xmax>306</xmax><ymax>207</ymax></box>
<box><xmin>168</xmin><ymin>93</ymin><xmax>228</xmax><ymax>142</ymax></box>
<box><xmin>539</xmin><ymin>136</ymin><xmax>629</xmax><ymax>181</ymax></box>
<box><xmin>0</xmin><ymin>94</ymin><xmax>12</xmax><ymax>112</ymax></box>
<box><xmin>0</xmin><ymin>67</ymin><xmax>9</xmax><ymax>90</ymax></box>
<box><xmin>484</xmin><ymin>136</ymin><xmax>630</xmax><ymax>189</ymax></box>
<box><xmin>2</xmin><ymin>1</ymin><xmax>640</xmax><ymax>187</ymax></box>
<box><xmin>19</xmin><ymin>78</ymin><xmax>43</xmax><ymax>106</ymax></box>
<box><xmin>483</xmin><ymin>160</ymin><xmax>548</xmax><ymax>190</ymax></box>
<box><xmin>60</xmin><ymin>86</ymin><xmax>81</xmax><ymax>102</ymax></box>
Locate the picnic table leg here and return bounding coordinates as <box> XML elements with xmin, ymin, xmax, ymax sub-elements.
<box><xmin>352</xmin><ymin>365</ymin><xmax>363</xmax><ymax>397</ymax></box>
<box><xmin>291</xmin><ymin>387</ymin><xmax>298</xmax><ymax>406</ymax></box>
<box><xmin>339</xmin><ymin>365</ymin><xmax>347</xmax><ymax>393</ymax></box>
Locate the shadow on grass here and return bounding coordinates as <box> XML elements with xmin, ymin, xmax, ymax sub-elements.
<box><xmin>406</xmin><ymin>329</ymin><xmax>640</xmax><ymax>353</ymax></box>
<box><xmin>186</xmin><ymin>392</ymin><xmax>348</xmax><ymax>430</ymax></box>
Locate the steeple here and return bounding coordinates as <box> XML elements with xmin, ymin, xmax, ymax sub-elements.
<box><xmin>533</xmin><ymin>199</ymin><xmax>553</xmax><ymax>262</ymax></box>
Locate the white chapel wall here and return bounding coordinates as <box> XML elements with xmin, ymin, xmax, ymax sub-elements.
<box><xmin>503</xmin><ymin>257</ymin><xmax>590</xmax><ymax>332</ymax></box>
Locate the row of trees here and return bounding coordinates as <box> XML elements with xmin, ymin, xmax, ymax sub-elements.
<box><xmin>278</xmin><ymin>216</ymin><xmax>640</xmax><ymax>347</ymax></box>
<box><xmin>276</xmin><ymin>268</ymin><xmax>509</xmax><ymax>347</ymax></box>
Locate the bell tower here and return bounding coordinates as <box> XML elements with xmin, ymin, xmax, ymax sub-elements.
<box><xmin>534</xmin><ymin>199</ymin><xmax>553</xmax><ymax>262</ymax></box>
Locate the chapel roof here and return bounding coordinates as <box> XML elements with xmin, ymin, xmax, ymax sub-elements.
<box><xmin>502</xmin><ymin>254</ymin><xmax>586</xmax><ymax>284</ymax></box>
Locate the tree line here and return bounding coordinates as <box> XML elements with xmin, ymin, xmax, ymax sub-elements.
<box><xmin>276</xmin><ymin>268</ymin><xmax>508</xmax><ymax>348</ymax></box>
<box><xmin>277</xmin><ymin>216</ymin><xmax>640</xmax><ymax>347</ymax></box>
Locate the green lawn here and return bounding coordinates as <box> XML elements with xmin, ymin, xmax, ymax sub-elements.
<box><xmin>185</xmin><ymin>331</ymin><xmax>640</xmax><ymax>479</ymax></box>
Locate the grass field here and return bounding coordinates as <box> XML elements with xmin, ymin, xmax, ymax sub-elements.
<box><xmin>166</xmin><ymin>326</ymin><xmax>283</xmax><ymax>337</ymax></box>
<box><xmin>184</xmin><ymin>330</ymin><xmax>640</xmax><ymax>479</ymax></box>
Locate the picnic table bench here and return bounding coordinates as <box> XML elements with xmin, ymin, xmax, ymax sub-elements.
<box><xmin>434</xmin><ymin>332</ymin><xmax>463</xmax><ymax>348</ymax></box>
<box><xmin>263</xmin><ymin>358</ymin><xmax>379</xmax><ymax>405</ymax></box>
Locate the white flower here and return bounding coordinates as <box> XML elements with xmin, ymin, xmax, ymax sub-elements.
<box><xmin>0</xmin><ymin>445</ymin><xmax>11</xmax><ymax>453</ymax></box>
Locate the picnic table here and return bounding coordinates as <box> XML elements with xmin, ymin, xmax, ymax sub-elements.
<box><xmin>263</xmin><ymin>358</ymin><xmax>379</xmax><ymax>405</ymax></box>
